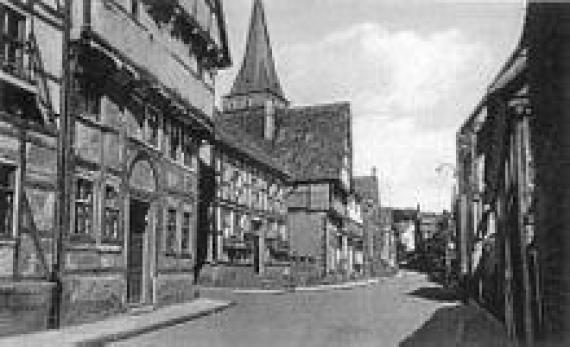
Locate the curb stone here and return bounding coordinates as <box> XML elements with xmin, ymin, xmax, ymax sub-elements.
<box><xmin>0</xmin><ymin>300</ymin><xmax>236</xmax><ymax>347</ymax></box>
<box><xmin>80</xmin><ymin>301</ymin><xmax>236</xmax><ymax>346</ymax></box>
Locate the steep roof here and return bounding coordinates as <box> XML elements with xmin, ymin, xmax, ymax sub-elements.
<box><xmin>273</xmin><ymin>103</ymin><xmax>351</xmax><ymax>182</ymax></box>
<box><xmin>228</xmin><ymin>0</ymin><xmax>286</xmax><ymax>101</ymax></box>
<box><xmin>214</xmin><ymin>115</ymin><xmax>290</xmax><ymax>177</ymax></box>
<box><xmin>217</xmin><ymin>102</ymin><xmax>352</xmax><ymax>182</ymax></box>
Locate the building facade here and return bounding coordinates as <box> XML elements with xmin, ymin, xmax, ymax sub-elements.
<box><xmin>1</xmin><ymin>0</ymin><xmax>230</xmax><ymax>331</ymax></box>
<box><xmin>198</xmin><ymin>119</ymin><xmax>291</xmax><ymax>288</ymax></box>
<box><xmin>354</xmin><ymin>171</ymin><xmax>381</xmax><ymax>275</ymax></box>
<box><xmin>456</xmin><ymin>1</ymin><xmax>570</xmax><ymax>344</ymax></box>
<box><xmin>216</xmin><ymin>0</ymin><xmax>356</xmax><ymax>284</ymax></box>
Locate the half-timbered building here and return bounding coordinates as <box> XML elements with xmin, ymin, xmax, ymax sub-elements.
<box><xmin>198</xmin><ymin>118</ymin><xmax>290</xmax><ymax>287</ymax></box>
<box><xmin>0</xmin><ymin>0</ymin><xmax>230</xmax><ymax>331</ymax></box>
<box><xmin>216</xmin><ymin>0</ymin><xmax>356</xmax><ymax>283</ymax></box>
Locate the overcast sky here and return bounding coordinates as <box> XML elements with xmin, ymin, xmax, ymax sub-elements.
<box><xmin>216</xmin><ymin>0</ymin><xmax>527</xmax><ymax>212</ymax></box>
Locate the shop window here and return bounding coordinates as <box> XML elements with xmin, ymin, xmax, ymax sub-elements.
<box><xmin>181</xmin><ymin>211</ymin><xmax>192</xmax><ymax>255</ymax></box>
<box><xmin>103</xmin><ymin>186</ymin><xmax>120</xmax><ymax>242</ymax></box>
<box><xmin>166</xmin><ymin>208</ymin><xmax>177</xmax><ymax>254</ymax></box>
<box><xmin>0</xmin><ymin>165</ymin><xmax>15</xmax><ymax>237</ymax></box>
<box><xmin>74</xmin><ymin>179</ymin><xmax>93</xmax><ymax>236</ymax></box>
<box><xmin>0</xmin><ymin>5</ymin><xmax>27</xmax><ymax>80</ymax></box>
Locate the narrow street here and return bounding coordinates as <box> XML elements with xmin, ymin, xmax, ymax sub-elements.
<box><xmin>112</xmin><ymin>271</ymin><xmax>510</xmax><ymax>347</ymax></box>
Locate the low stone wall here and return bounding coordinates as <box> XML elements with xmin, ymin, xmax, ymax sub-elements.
<box><xmin>290</xmin><ymin>261</ymin><xmax>323</xmax><ymax>286</ymax></box>
<box><xmin>61</xmin><ymin>274</ymin><xmax>126</xmax><ymax>326</ymax></box>
<box><xmin>0</xmin><ymin>281</ymin><xmax>54</xmax><ymax>337</ymax></box>
<box><xmin>198</xmin><ymin>263</ymin><xmax>292</xmax><ymax>288</ymax></box>
<box><xmin>155</xmin><ymin>272</ymin><xmax>197</xmax><ymax>306</ymax></box>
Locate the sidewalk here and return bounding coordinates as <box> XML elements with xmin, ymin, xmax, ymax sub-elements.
<box><xmin>399</xmin><ymin>293</ymin><xmax>512</xmax><ymax>347</ymax></box>
<box><xmin>0</xmin><ymin>298</ymin><xmax>234</xmax><ymax>347</ymax></box>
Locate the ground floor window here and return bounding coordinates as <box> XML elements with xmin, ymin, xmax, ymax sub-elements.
<box><xmin>103</xmin><ymin>185</ymin><xmax>120</xmax><ymax>242</ymax></box>
<box><xmin>0</xmin><ymin>165</ymin><xmax>15</xmax><ymax>237</ymax></box>
<box><xmin>181</xmin><ymin>211</ymin><xmax>192</xmax><ymax>256</ymax></box>
<box><xmin>166</xmin><ymin>208</ymin><xmax>177</xmax><ymax>254</ymax></box>
<box><xmin>74</xmin><ymin>178</ymin><xmax>93</xmax><ymax>237</ymax></box>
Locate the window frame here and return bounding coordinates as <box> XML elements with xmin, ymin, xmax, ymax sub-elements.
<box><xmin>0</xmin><ymin>164</ymin><xmax>16</xmax><ymax>238</ymax></box>
<box><xmin>102</xmin><ymin>185</ymin><xmax>121</xmax><ymax>244</ymax></box>
<box><xmin>73</xmin><ymin>178</ymin><xmax>94</xmax><ymax>241</ymax></box>
<box><xmin>0</xmin><ymin>5</ymin><xmax>27</xmax><ymax>81</ymax></box>
<box><xmin>181</xmin><ymin>211</ymin><xmax>192</xmax><ymax>257</ymax></box>
<box><xmin>165</xmin><ymin>208</ymin><xmax>178</xmax><ymax>255</ymax></box>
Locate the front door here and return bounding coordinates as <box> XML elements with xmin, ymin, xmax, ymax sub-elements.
<box><xmin>128</xmin><ymin>199</ymin><xmax>149</xmax><ymax>304</ymax></box>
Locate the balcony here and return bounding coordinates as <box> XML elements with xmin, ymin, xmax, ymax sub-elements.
<box><xmin>79</xmin><ymin>0</ymin><xmax>215</xmax><ymax>118</ymax></box>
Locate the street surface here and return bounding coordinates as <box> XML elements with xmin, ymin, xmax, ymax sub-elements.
<box><xmin>113</xmin><ymin>271</ymin><xmax>511</xmax><ymax>347</ymax></box>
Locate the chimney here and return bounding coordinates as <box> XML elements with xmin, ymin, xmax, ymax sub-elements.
<box><xmin>372</xmin><ymin>166</ymin><xmax>377</xmax><ymax>178</ymax></box>
<box><xmin>264</xmin><ymin>99</ymin><xmax>275</xmax><ymax>141</ymax></box>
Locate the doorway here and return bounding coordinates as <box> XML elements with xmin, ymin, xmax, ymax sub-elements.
<box><xmin>252</xmin><ymin>220</ymin><xmax>262</xmax><ymax>274</ymax></box>
<box><xmin>128</xmin><ymin>198</ymin><xmax>149</xmax><ymax>304</ymax></box>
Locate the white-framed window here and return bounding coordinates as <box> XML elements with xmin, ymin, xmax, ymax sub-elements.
<box><xmin>166</xmin><ymin>208</ymin><xmax>177</xmax><ymax>254</ymax></box>
<box><xmin>74</xmin><ymin>178</ymin><xmax>94</xmax><ymax>236</ymax></box>
<box><xmin>103</xmin><ymin>185</ymin><xmax>120</xmax><ymax>242</ymax></box>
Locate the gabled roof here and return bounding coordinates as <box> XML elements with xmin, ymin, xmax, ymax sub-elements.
<box><xmin>273</xmin><ymin>103</ymin><xmax>351</xmax><ymax>182</ymax></box>
<box><xmin>228</xmin><ymin>0</ymin><xmax>286</xmax><ymax>101</ymax></box>
<box><xmin>214</xmin><ymin>115</ymin><xmax>290</xmax><ymax>178</ymax></box>
<box><xmin>217</xmin><ymin>102</ymin><xmax>352</xmax><ymax>182</ymax></box>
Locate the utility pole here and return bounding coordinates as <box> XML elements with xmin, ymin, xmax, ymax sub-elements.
<box><xmin>50</xmin><ymin>0</ymin><xmax>72</xmax><ymax>329</ymax></box>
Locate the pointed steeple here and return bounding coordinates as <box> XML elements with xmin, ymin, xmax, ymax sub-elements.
<box><xmin>223</xmin><ymin>0</ymin><xmax>288</xmax><ymax>112</ymax></box>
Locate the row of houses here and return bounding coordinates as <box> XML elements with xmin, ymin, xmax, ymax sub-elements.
<box><xmin>0</xmin><ymin>0</ymin><xmax>395</xmax><ymax>334</ymax></box>
<box><xmin>455</xmin><ymin>1</ymin><xmax>570</xmax><ymax>345</ymax></box>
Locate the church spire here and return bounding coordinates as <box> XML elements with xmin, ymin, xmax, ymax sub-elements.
<box><xmin>223</xmin><ymin>0</ymin><xmax>288</xmax><ymax>112</ymax></box>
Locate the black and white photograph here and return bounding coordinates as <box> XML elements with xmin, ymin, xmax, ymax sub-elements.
<box><xmin>0</xmin><ymin>0</ymin><xmax>568</xmax><ymax>346</ymax></box>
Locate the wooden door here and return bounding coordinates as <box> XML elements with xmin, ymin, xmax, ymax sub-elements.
<box><xmin>128</xmin><ymin>199</ymin><xmax>148</xmax><ymax>304</ymax></box>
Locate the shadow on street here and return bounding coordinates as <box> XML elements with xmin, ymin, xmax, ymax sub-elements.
<box><xmin>398</xmin><ymin>304</ymin><xmax>512</xmax><ymax>347</ymax></box>
<box><xmin>406</xmin><ymin>286</ymin><xmax>461</xmax><ymax>303</ymax></box>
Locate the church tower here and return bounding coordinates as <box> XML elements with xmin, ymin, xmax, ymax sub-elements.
<box><xmin>223</xmin><ymin>0</ymin><xmax>289</xmax><ymax>115</ymax></box>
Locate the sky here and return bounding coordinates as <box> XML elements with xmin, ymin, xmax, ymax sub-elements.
<box><xmin>215</xmin><ymin>0</ymin><xmax>527</xmax><ymax>212</ymax></box>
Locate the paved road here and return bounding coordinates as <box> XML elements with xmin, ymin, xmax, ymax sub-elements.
<box><xmin>113</xmin><ymin>271</ymin><xmax>511</xmax><ymax>347</ymax></box>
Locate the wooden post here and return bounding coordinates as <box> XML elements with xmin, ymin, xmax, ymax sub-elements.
<box><xmin>518</xmin><ymin>113</ymin><xmax>534</xmax><ymax>345</ymax></box>
<box><xmin>13</xmin><ymin>115</ymin><xmax>27</xmax><ymax>281</ymax></box>
<box><xmin>51</xmin><ymin>0</ymin><xmax>72</xmax><ymax>329</ymax></box>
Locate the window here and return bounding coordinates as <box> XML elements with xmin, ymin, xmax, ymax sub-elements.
<box><xmin>0</xmin><ymin>5</ymin><xmax>27</xmax><ymax>80</ymax></box>
<box><xmin>168</xmin><ymin>120</ymin><xmax>181</xmax><ymax>160</ymax></box>
<box><xmin>182</xmin><ymin>131</ymin><xmax>195</xmax><ymax>168</ymax></box>
<box><xmin>146</xmin><ymin>107</ymin><xmax>159</xmax><ymax>147</ymax></box>
<box><xmin>181</xmin><ymin>212</ymin><xmax>191</xmax><ymax>255</ymax></box>
<box><xmin>0</xmin><ymin>165</ymin><xmax>15</xmax><ymax>237</ymax></box>
<box><xmin>103</xmin><ymin>186</ymin><xmax>120</xmax><ymax>242</ymax></box>
<box><xmin>166</xmin><ymin>209</ymin><xmax>177</xmax><ymax>254</ymax></box>
<box><xmin>81</xmin><ymin>83</ymin><xmax>101</xmax><ymax>120</ymax></box>
<box><xmin>74</xmin><ymin>179</ymin><xmax>93</xmax><ymax>236</ymax></box>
